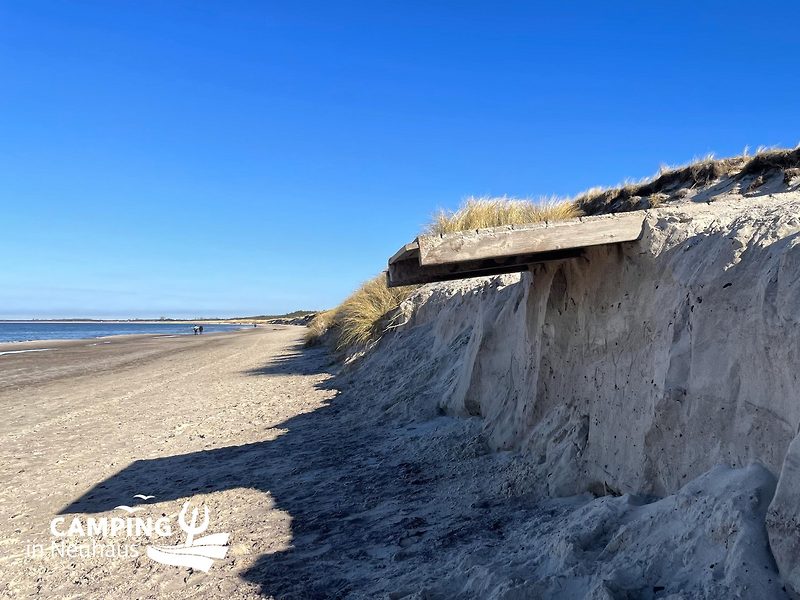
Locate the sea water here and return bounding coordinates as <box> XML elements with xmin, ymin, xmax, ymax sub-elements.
<box><xmin>0</xmin><ymin>322</ymin><xmax>245</xmax><ymax>343</ymax></box>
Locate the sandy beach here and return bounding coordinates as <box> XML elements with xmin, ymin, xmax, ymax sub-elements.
<box><xmin>3</xmin><ymin>326</ymin><xmax>522</xmax><ymax>599</ymax></box>
<box><xmin>0</xmin><ymin>326</ymin><xmax>338</xmax><ymax>598</ymax></box>
<box><xmin>3</xmin><ymin>326</ymin><xmax>520</xmax><ymax>599</ymax></box>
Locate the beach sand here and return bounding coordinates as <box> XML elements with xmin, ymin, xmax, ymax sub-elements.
<box><xmin>0</xmin><ymin>326</ymin><xmax>337</xmax><ymax>598</ymax></box>
<box><xmin>2</xmin><ymin>323</ymin><xmax>784</xmax><ymax>598</ymax></box>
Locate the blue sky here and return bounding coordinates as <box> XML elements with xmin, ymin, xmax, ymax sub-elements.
<box><xmin>1</xmin><ymin>1</ymin><xmax>798</xmax><ymax>318</ymax></box>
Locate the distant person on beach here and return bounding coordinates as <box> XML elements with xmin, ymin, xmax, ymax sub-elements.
<box><xmin>253</xmin><ymin>323</ymin><xmax>257</xmax><ymax>328</ymax></box>
<box><xmin>199</xmin><ymin>325</ymin><xmax>204</xmax><ymax>334</ymax></box>
<box><xmin>192</xmin><ymin>325</ymin><xmax>199</xmax><ymax>335</ymax></box>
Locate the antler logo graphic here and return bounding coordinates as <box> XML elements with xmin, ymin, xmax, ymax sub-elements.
<box><xmin>146</xmin><ymin>501</ymin><xmax>230</xmax><ymax>572</ymax></box>
<box><xmin>179</xmin><ymin>502</ymin><xmax>209</xmax><ymax>546</ymax></box>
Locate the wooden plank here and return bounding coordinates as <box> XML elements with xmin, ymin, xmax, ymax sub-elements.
<box><xmin>416</xmin><ymin>213</ymin><xmax>645</xmax><ymax>266</ymax></box>
<box><xmin>387</xmin><ymin>248</ymin><xmax>583</xmax><ymax>287</ymax></box>
<box><xmin>388</xmin><ymin>241</ymin><xmax>420</xmax><ymax>265</ymax></box>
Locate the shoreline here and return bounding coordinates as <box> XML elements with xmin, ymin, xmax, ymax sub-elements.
<box><xmin>0</xmin><ymin>316</ymin><xmax>310</xmax><ymax>325</ymax></box>
<box><xmin>0</xmin><ymin>325</ymin><xmax>301</xmax><ymax>390</ymax></box>
<box><xmin>0</xmin><ymin>327</ymin><xmax>261</xmax><ymax>352</ymax></box>
<box><xmin>0</xmin><ymin>320</ymin><xmax>254</xmax><ymax>326</ymax></box>
<box><xmin>0</xmin><ymin>324</ymin><xmax>256</xmax><ymax>348</ymax></box>
<box><xmin>0</xmin><ymin>319</ymin><xmax>252</xmax><ymax>323</ymax></box>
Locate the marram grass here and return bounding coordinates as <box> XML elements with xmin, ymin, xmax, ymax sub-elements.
<box><xmin>333</xmin><ymin>275</ymin><xmax>417</xmax><ymax>350</ymax></box>
<box><xmin>427</xmin><ymin>196</ymin><xmax>582</xmax><ymax>235</ymax></box>
<box><xmin>309</xmin><ymin>196</ymin><xmax>583</xmax><ymax>351</ymax></box>
<box><xmin>303</xmin><ymin>309</ymin><xmax>335</xmax><ymax>346</ymax></box>
<box><xmin>304</xmin><ymin>275</ymin><xmax>417</xmax><ymax>350</ymax></box>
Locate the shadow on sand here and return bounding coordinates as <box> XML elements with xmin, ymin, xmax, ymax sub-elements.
<box><xmin>58</xmin><ymin>342</ymin><xmax>456</xmax><ymax>599</ymax></box>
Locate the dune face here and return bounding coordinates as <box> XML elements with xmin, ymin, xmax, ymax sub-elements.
<box><xmin>350</xmin><ymin>188</ymin><xmax>800</xmax><ymax>592</ymax></box>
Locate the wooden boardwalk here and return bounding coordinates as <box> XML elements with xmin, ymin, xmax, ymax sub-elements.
<box><xmin>387</xmin><ymin>212</ymin><xmax>645</xmax><ymax>287</ymax></box>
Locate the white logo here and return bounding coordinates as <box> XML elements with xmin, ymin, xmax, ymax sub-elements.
<box><xmin>36</xmin><ymin>495</ymin><xmax>230</xmax><ymax>572</ymax></box>
<box><xmin>146</xmin><ymin>501</ymin><xmax>230</xmax><ymax>572</ymax></box>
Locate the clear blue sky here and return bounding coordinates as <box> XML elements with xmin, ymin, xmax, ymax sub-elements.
<box><xmin>2</xmin><ymin>1</ymin><xmax>798</xmax><ymax>318</ymax></box>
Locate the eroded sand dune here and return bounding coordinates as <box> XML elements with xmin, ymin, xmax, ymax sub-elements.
<box><xmin>345</xmin><ymin>185</ymin><xmax>800</xmax><ymax>596</ymax></box>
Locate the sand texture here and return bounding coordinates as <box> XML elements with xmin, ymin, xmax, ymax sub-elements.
<box><xmin>0</xmin><ymin>321</ymin><xmax>789</xmax><ymax>598</ymax></box>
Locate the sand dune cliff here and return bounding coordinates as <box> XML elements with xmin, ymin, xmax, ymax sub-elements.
<box><xmin>346</xmin><ymin>177</ymin><xmax>800</xmax><ymax>595</ymax></box>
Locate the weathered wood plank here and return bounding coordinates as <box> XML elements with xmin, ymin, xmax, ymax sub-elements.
<box><xmin>416</xmin><ymin>213</ymin><xmax>645</xmax><ymax>266</ymax></box>
<box><xmin>388</xmin><ymin>241</ymin><xmax>420</xmax><ymax>265</ymax></box>
<box><xmin>387</xmin><ymin>248</ymin><xmax>583</xmax><ymax>287</ymax></box>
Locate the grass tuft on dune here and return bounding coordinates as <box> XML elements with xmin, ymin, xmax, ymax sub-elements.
<box><xmin>332</xmin><ymin>275</ymin><xmax>418</xmax><ymax>350</ymax></box>
<box><xmin>304</xmin><ymin>310</ymin><xmax>335</xmax><ymax>346</ymax></box>
<box><xmin>576</xmin><ymin>145</ymin><xmax>800</xmax><ymax>215</ymax></box>
<box><xmin>427</xmin><ymin>196</ymin><xmax>581</xmax><ymax>235</ymax></box>
<box><xmin>305</xmin><ymin>276</ymin><xmax>418</xmax><ymax>351</ymax></box>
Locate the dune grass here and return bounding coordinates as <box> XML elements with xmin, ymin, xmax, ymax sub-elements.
<box><xmin>304</xmin><ymin>275</ymin><xmax>418</xmax><ymax>350</ymax></box>
<box><xmin>576</xmin><ymin>145</ymin><xmax>800</xmax><ymax>215</ymax></box>
<box><xmin>427</xmin><ymin>196</ymin><xmax>582</xmax><ymax>235</ymax></box>
<box><xmin>332</xmin><ymin>275</ymin><xmax>418</xmax><ymax>350</ymax></box>
<box><xmin>310</xmin><ymin>147</ymin><xmax>800</xmax><ymax>353</ymax></box>
<box><xmin>304</xmin><ymin>309</ymin><xmax>335</xmax><ymax>346</ymax></box>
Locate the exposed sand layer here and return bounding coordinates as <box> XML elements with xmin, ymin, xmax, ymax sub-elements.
<box><xmin>0</xmin><ymin>325</ymin><xmax>789</xmax><ymax>598</ymax></box>
<box><xmin>334</xmin><ymin>190</ymin><xmax>800</xmax><ymax>596</ymax></box>
<box><xmin>372</xmin><ymin>193</ymin><xmax>800</xmax><ymax>496</ymax></box>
